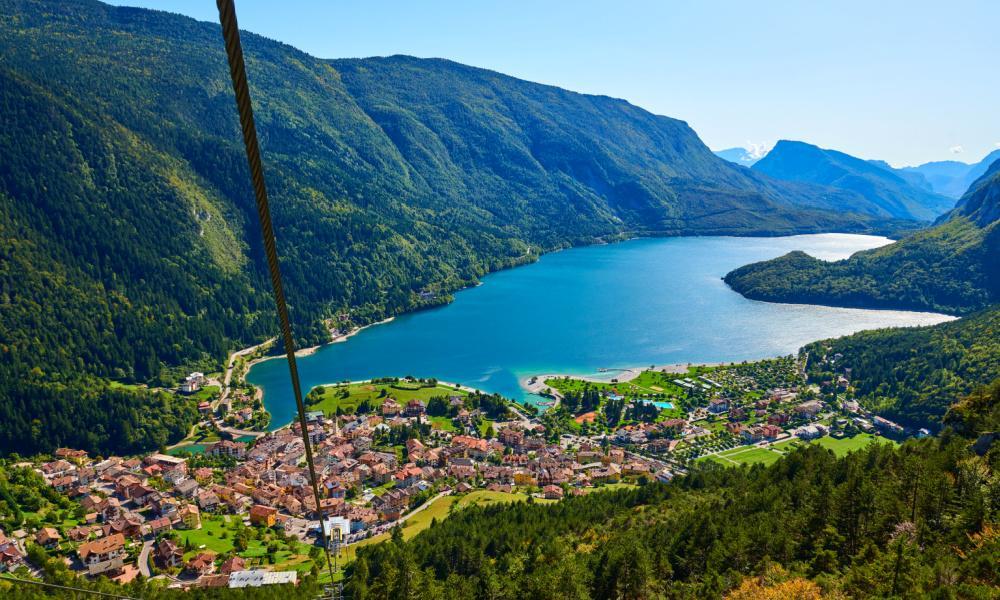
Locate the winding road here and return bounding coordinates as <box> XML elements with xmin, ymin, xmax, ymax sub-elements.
<box><xmin>138</xmin><ymin>540</ymin><xmax>154</xmax><ymax>578</ymax></box>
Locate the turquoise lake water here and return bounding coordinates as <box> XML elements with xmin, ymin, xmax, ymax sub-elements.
<box><xmin>248</xmin><ymin>234</ymin><xmax>954</xmax><ymax>430</ymax></box>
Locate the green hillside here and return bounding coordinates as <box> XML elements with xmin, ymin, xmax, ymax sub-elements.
<box><xmin>725</xmin><ymin>161</ymin><xmax>1000</xmax><ymax>315</ymax></box>
<box><xmin>802</xmin><ymin>306</ymin><xmax>1000</xmax><ymax>427</ymax></box>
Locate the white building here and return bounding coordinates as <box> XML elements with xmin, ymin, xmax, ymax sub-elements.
<box><xmin>228</xmin><ymin>569</ymin><xmax>298</xmax><ymax>588</ymax></box>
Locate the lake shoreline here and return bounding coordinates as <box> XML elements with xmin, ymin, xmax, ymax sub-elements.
<box><xmin>247</xmin><ymin>234</ymin><xmax>954</xmax><ymax>431</ymax></box>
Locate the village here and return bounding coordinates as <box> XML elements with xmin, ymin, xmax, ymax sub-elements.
<box><xmin>0</xmin><ymin>352</ymin><xmax>919</xmax><ymax>591</ymax></box>
<box><xmin>0</xmin><ymin>376</ymin><xmax>669</xmax><ymax>591</ymax></box>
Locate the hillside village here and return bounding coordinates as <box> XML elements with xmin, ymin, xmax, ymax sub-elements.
<box><xmin>0</xmin><ymin>354</ymin><xmax>919</xmax><ymax>591</ymax></box>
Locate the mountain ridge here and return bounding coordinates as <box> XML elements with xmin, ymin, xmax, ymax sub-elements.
<box><xmin>752</xmin><ymin>140</ymin><xmax>956</xmax><ymax>221</ymax></box>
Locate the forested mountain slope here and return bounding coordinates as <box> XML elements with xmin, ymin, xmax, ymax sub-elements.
<box><xmin>802</xmin><ymin>306</ymin><xmax>1000</xmax><ymax>427</ymax></box>
<box><xmin>0</xmin><ymin>0</ymin><xmax>911</xmax><ymax>454</ymax></box>
<box><xmin>346</xmin><ymin>435</ymin><xmax>999</xmax><ymax>599</ymax></box>
<box><xmin>752</xmin><ymin>140</ymin><xmax>956</xmax><ymax>221</ymax></box>
<box><xmin>725</xmin><ymin>159</ymin><xmax>1000</xmax><ymax>316</ymax></box>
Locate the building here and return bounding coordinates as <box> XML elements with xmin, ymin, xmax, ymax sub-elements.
<box><xmin>181</xmin><ymin>372</ymin><xmax>205</xmax><ymax>394</ymax></box>
<box><xmin>155</xmin><ymin>539</ymin><xmax>184</xmax><ymax>569</ymax></box>
<box><xmin>707</xmin><ymin>398</ymin><xmax>730</xmax><ymax>414</ymax></box>
<box><xmin>0</xmin><ymin>532</ymin><xmax>25</xmax><ymax>572</ymax></box>
<box><xmin>178</xmin><ymin>504</ymin><xmax>201</xmax><ymax>530</ymax></box>
<box><xmin>78</xmin><ymin>533</ymin><xmax>126</xmax><ymax>575</ymax></box>
<box><xmin>321</xmin><ymin>517</ymin><xmax>350</xmax><ymax>545</ymax></box>
<box><xmin>220</xmin><ymin>556</ymin><xmax>246</xmax><ymax>575</ymax></box>
<box><xmin>228</xmin><ymin>569</ymin><xmax>298</xmax><ymax>588</ymax></box>
<box><xmin>249</xmin><ymin>505</ymin><xmax>278</xmax><ymax>527</ymax></box>
<box><xmin>207</xmin><ymin>440</ymin><xmax>248</xmax><ymax>459</ymax></box>
<box><xmin>542</xmin><ymin>485</ymin><xmax>564</xmax><ymax>500</ymax></box>
<box><xmin>35</xmin><ymin>527</ymin><xmax>61</xmax><ymax>549</ymax></box>
<box><xmin>186</xmin><ymin>553</ymin><xmax>216</xmax><ymax>576</ymax></box>
<box><xmin>794</xmin><ymin>400</ymin><xmax>824</xmax><ymax>418</ymax></box>
<box><xmin>404</xmin><ymin>399</ymin><xmax>426</xmax><ymax>417</ymax></box>
<box><xmin>873</xmin><ymin>416</ymin><xmax>905</xmax><ymax>435</ymax></box>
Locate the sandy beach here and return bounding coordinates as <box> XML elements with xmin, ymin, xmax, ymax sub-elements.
<box><xmin>519</xmin><ymin>361</ymin><xmax>741</xmax><ymax>395</ymax></box>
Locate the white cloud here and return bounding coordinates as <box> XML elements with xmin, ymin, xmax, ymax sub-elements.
<box><xmin>949</xmin><ymin>145</ymin><xmax>964</xmax><ymax>154</ymax></box>
<box><xmin>995</xmin><ymin>142</ymin><xmax>1000</xmax><ymax>148</ymax></box>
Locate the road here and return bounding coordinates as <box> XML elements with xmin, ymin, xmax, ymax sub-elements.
<box><xmin>217</xmin><ymin>424</ymin><xmax>266</xmax><ymax>439</ymax></box>
<box><xmin>215</xmin><ymin>337</ymin><xmax>276</xmax><ymax>412</ymax></box>
<box><xmin>138</xmin><ymin>540</ymin><xmax>154</xmax><ymax>578</ymax></box>
<box><xmin>342</xmin><ymin>490</ymin><xmax>452</xmax><ymax>547</ymax></box>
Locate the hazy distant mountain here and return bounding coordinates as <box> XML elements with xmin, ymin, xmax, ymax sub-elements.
<box><xmin>902</xmin><ymin>149</ymin><xmax>1000</xmax><ymax>198</ymax></box>
<box><xmin>752</xmin><ymin>140</ymin><xmax>956</xmax><ymax>221</ymax></box>
<box><xmin>714</xmin><ymin>146</ymin><xmax>769</xmax><ymax>166</ymax></box>
<box><xmin>866</xmin><ymin>159</ymin><xmax>934</xmax><ymax>191</ymax></box>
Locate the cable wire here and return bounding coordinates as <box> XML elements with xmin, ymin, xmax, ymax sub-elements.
<box><xmin>0</xmin><ymin>574</ymin><xmax>140</xmax><ymax>599</ymax></box>
<box><xmin>215</xmin><ymin>0</ymin><xmax>338</xmax><ymax>585</ymax></box>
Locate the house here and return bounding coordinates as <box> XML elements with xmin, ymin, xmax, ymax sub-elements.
<box><xmin>761</xmin><ymin>424</ymin><xmax>784</xmax><ymax>439</ymax></box>
<box><xmin>542</xmin><ymin>485</ymin><xmax>564</xmax><ymax>500</ymax></box>
<box><xmin>220</xmin><ymin>555</ymin><xmax>246</xmax><ymax>575</ymax></box>
<box><xmin>0</xmin><ymin>532</ymin><xmax>25</xmax><ymax>572</ymax></box>
<box><xmin>197</xmin><ymin>574</ymin><xmax>232</xmax><ymax>589</ymax></box>
<box><xmin>155</xmin><ymin>539</ymin><xmax>184</xmax><ymax>569</ymax></box>
<box><xmin>249</xmin><ymin>505</ymin><xmax>278</xmax><ymax>527</ymax></box>
<box><xmin>742</xmin><ymin>426</ymin><xmax>765</xmax><ymax>443</ymax></box>
<box><xmin>178</xmin><ymin>504</ymin><xmax>201</xmax><ymax>530</ymax></box>
<box><xmin>35</xmin><ymin>527</ymin><xmax>61</xmax><ymax>549</ymax></box>
<box><xmin>153</xmin><ymin>496</ymin><xmax>179</xmax><ymax>518</ymax></box>
<box><xmin>55</xmin><ymin>448</ymin><xmax>89</xmax><ymax>461</ymax></box>
<box><xmin>707</xmin><ymin>398</ymin><xmax>730</xmax><ymax>414</ymax></box>
<box><xmin>768</xmin><ymin>413</ymin><xmax>790</xmax><ymax>425</ymax></box>
<box><xmin>381</xmin><ymin>399</ymin><xmax>402</xmax><ymax>417</ymax></box>
<box><xmin>185</xmin><ymin>552</ymin><xmax>216</xmax><ymax>576</ymax></box>
<box><xmin>794</xmin><ymin>400</ymin><xmax>824</xmax><ymax>419</ymax></box>
<box><xmin>67</xmin><ymin>525</ymin><xmax>93</xmax><ymax>542</ymax></box>
<box><xmin>873</xmin><ymin>416</ymin><xmax>905</xmax><ymax>435</ymax></box>
<box><xmin>51</xmin><ymin>476</ymin><xmax>76</xmax><ymax>493</ymax></box>
<box><xmin>796</xmin><ymin>425</ymin><xmax>823</xmax><ymax>440</ymax></box>
<box><xmin>194</xmin><ymin>467</ymin><xmax>215</xmax><ymax>484</ymax></box>
<box><xmin>175</xmin><ymin>478</ymin><xmax>200</xmax><ymax>499</ymax></box>
<box><xmin>41</xmin><ymin>459</ymin><xmax>75</xmax><ymax>478</ymax></box>
<box><xmin>181</xmin><ymin>372</ymin><xmax>205</xmax><ymax>394</ymax></box>
<box><xmin>78</xmin><ymin>533</ymin><xmax>126</xmax><ymax>575</ymax></box>
<box><xmin>654</xmin><ymin>469</ymin><xmax>674</xmax><ymax>484</ymax></box>
<box><xmin>198</xmin><ymin>490</ymin><xmax>221</xmax><ymax>512</ymax></box>
<box><xmin>207</xmin><ymin>440</ymin><xmax>247</xmax><ymax>459</ymax></box>
<box><xmin>146</xmin><ymin>517</ymin><xmax>172</xmax><ymax>536</ymax></box>
<box><xmin>404</xmin><ymin>399</ymin><xmax>426</xmax><ymax>417</ymax></box>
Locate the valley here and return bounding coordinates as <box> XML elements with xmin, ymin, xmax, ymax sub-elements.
<box><xmin>0</xmin><ymin>0</ymin><xmax>997</xmax><ymax>598</ymax></box>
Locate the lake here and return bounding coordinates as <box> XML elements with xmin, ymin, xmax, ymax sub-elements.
<box><xmin>248</xmin><ymin>234</ymin><xmax>954</xmax><ymax>429</ymax></box>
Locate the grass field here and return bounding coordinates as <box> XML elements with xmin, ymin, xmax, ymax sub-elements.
<box><xmin>338</xmin><ymin>490</ymin><xmax>549</xmax><ymax>566</ymax></box>
<box><xmin>176</xmin><ymin>515</ymin><xmax>316</xmax><ymax>573</ymax></box>
<box><xmin>704</xmin><ymin>446</ymin><xmax>782</xmax><ymax>466</ymax></box>
<box><xmin>701</xmin><ymin>433</ymin><xmax>899</xmax><ymax>467</ymax></box>
<box><xmin>814</xmin><ymin>433</ymin><xmax>897</xmax><ymax>456</ymax></box>
<box><xmin>306</xmin><ymin>380</ymin><xmax>468</xmax><ymax>416</ymax></box>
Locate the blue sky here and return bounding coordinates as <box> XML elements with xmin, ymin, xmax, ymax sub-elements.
<box><xmin>110</xmin><ymin>0</ymin><xmax>999</xmax><ymax>167</ymax></box>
